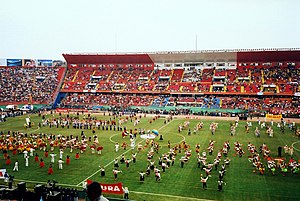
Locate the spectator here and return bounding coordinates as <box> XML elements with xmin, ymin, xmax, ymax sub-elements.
<box><xmin>86</xmin><ymin>181</ymin><xmax>109</xmax><ymax>201</ymax></box>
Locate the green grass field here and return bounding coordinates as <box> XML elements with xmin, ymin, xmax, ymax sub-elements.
<box><xmin>0</xmin><ymin>113</ymin><xmax>299</xmax><ymax>201</ymax></box>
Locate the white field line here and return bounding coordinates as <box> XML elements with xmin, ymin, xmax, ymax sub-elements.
<box><xmin>291</xmin><ymin>141</ymin><xmax>300</xmax><ymax>152</ymax></box>
<box><xmin>161</xmin><ymin>133</ymin><xmax>185</xmax><ymax>147</ymax></box>
<box><xmin>76</xmin><ymin>118</ymin><xmax>175</xmax><ymax>186</ymax></box>
<box><xmin>109</xmin><ymin>133</ymin><xmax>119</xmax><ymax>143</ymax></box>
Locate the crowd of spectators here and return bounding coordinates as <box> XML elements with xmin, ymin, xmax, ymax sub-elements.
<box><xmin>60</xmin><ymin>93</ymin><xmax>157</xmax><ymax>108</ymax></box>
<box><xmin>58</xmin><ymin>92</ymin><xmax>300</xmax><ymax>116</ymax></box>
<box><xmin>182</xmin><ymin>68</ymin><xmax>201</xmax><ymax>82</ymax></box>
<box><xmin>59</xmin><ymin>63</ymin><xmax>300</xmax><ymax>95</ymax></box>
<box><xmin>1</xmin><ymin>62</ymin><xmax>299</xmax><ymax>117</ymax></box>
<box><xmin>220</xmin><ymin>96</ymin><xmax>300</xmax><ymax>115</ymax></box>
<box><xmin>0</xmin><ymin>67</ymin><xmax>62</xmax><ymax>104</ymax></box>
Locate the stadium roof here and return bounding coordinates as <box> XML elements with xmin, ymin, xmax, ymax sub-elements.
<box><xmin>62</xmin><ymin>54</ymin><xmax>153</xmax><ymax>64</ymax></box>
<box><xmin>63</xmin><ymin>48</ymin><xmax>300</xmax><ymax>64</ymax></box>
<box><xmin>148</xmin><ymin>52</ymin><xmax>237</xmax><ymax>63</ymax></box>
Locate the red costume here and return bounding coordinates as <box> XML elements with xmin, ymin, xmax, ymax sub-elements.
<box><xmin>66</xmin><ymin>156</ymin><xmax>70</xmax><ymax>165</ymax></box>
<box><xmin>48</xmin><ymin>165</ymin><xmax>53</xmax><ymax>174</ymax></box>
<box><xmin>35</xmin><ymin>155</ymin><xmax>39</xmax><ymax>162</ymax></box>
<box><xmin>6</xmin><ymin>157</ymin><xmax>11</xmax><ymax>165</ymax></box>
<box><xmin>40</xmin><ymin>160</ymin><xmax>45</xmax><ymax>168</ymax></box>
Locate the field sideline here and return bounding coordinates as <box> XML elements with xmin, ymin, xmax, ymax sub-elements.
<box><xmin>0</xmin><ymin>112</ymin><xmax>299</xmax><ymax>201</ymax></box>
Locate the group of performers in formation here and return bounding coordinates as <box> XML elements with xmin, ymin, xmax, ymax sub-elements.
<box><xmin>1</xmin><ymin>111</ymin><xmax>299</xmax><ymax>192</ymax></box>
<box><xmin>1</xmin><ymin>129</ymin><xmax>101</xmax><ymax>175</ymax></box>
<box><xmin>1</xmin><ymin>112</ymin><xmax>161</xmax><ymax>176</ymax></box>
<box><xmin>247</xmin><ymin>142</ymin><xmax>299</xmax><ymax>175</ymax></box>
<box><xmin>39</xmin><ymin>112</ymin><xmax>145</xmax><ymax>133</ymax></box>
<box><xmin>197</xmin><ymin>139</ymin><xmax>230</xmax><ymax>191</ymax></box>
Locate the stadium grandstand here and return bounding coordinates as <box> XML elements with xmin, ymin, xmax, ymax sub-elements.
<box><xmin>1</xmin><ymin>48</ymin><xmax>300</xmax><ymax>118</ymax></box>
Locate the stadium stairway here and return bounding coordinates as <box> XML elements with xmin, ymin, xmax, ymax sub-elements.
<box><xmin>52</xmin><ymin>67</ymin><xmax>67</xmax><ymax>108</ymax></box>
<box><xmin>72</xmin><ymin>70</ymin><xmax>79</xmax><ymax>82</ymax></box>
<box><xmin>180</xmin><ymin>69</ymin><xmax>184</xmax><ymax>82</ymax></box>
<box><xmin>57</xmin><ymin>67</ymin><xmax>66</xmax><ymax>82</ymax></box>
<box><xmin>161</xmin><ymin>97</ymin><xmax>170</xmax><ymax>106</ymax></box>
<box><xmin>210</xmin><ymin>97</ymin><xmax>221</xmax><ymax>109</ymax></box>
<box><xmin>53</xmin><ymin>92</ymin><xmax>67</xmax><ymax>108</ymax></box>
<box><xmin>241</xmin><ymin>86</ymin><xmax>245</xmax><ymax>93</ymax></box>
<box><xmin>107</xmin><ymin>71</ymin><xmax>114</xmax><ymax>81</ymax></box>
<box><xmin>151</xmin><ymin>98</ymin><xmax>160</xmax><ymax>106</ymax></box>
<box><xmin>261</xmin><ymin>69</ymin><xmax>264</xmax><ymax>83</ymax></box>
